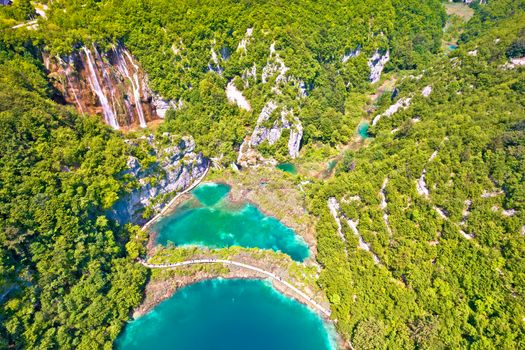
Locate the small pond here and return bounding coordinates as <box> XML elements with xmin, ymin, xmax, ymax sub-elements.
<box><xmin>276</xmin><ymin>162</ymin><xmax>298</xmax><ymax>175</ymax></box>
<box><xmin>357</xmin><ymin>121</ymin><xmax>371</xmax><ymax>139</ymax></box>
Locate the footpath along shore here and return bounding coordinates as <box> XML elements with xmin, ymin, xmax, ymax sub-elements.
<box><xmin>139</xmin><ymin>258</ymin><xmax>332</xmax><ymax>318</ymax></box>
<box><xmin>141</xmin><ymin>166</ymin><xmax>210</xmax><ymax>231</ymax></box>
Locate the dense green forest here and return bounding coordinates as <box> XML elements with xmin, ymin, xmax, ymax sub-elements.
<box><xmin>0</xmin><ymin>0</ymin><xmax>524</xmax><ymax>349</ymax></box>
<box><xmin>309</xmin><ymin>3</ymin><xmax>525</xmax><ymax>348</ymax></box>
<box><xmin>0</xmin><ymin>44</ymin><xmax>148</xmax><ymax>348</ymax></box>
<box><xmin>25</xmin><ymin>0</ymin><xmax>445</xmax><ymax>162</ymax></box>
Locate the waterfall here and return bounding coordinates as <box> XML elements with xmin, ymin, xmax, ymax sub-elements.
<box><xmin>115</xmin><ymin>47</ymin><xmax>139</xmax><ymax>126</ymax></box>
<box><xmin>93</xmin><ymin>45</ymin><xmax>120</xmax><ymax>125</ymax></box>
<box><xmin>123</xmin><ymin>49</ymin><xmax>147</xmax><ymax>128</ymax></box>
<box><xmin>82</xmin><ymin>47</ymin><xmax>120</xmax><ymax>129</ymax></box>
<box><xmin>58</xmin><ymin>56</ymin><xmax>84</xmax><ymax>114</ymax></box>
<box><xmin>65</xmin><ymin>74</ymin><xmax>84</xmax><ymax>114</ymax></box>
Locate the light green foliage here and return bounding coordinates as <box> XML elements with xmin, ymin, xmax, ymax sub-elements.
<box><xmin>308</xmin><ymin>7</ymin><xmax>525</xmax><ymax>349</ymax></box>
<box><xmin>29</xmin><ymin>0</ymin><xmax>444</xmax><ymax>162</ymax></box>
<box><xmin>0</xmin><ymin>1</ymin><xmax>523</xmax><ymax>349</ymax></box>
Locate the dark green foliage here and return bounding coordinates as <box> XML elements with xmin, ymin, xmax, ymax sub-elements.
<box><xmin>506</xmin><ymin>29</ymin><xmax>525</xmax><ymax>58</ymax></box>
<box><xmin>0</xmin><ymin>46</ymin><xmax>147</xmax><ymax>349</ymax></box>
<box><xmin>0</xmin><ymin>1</ymin><xmax>523</xmax><ymax>349</ymax></box>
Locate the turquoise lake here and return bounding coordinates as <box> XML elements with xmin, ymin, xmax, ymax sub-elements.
<box><xmin>327</xmin><ymin>160</ymin><xmax>338</xmax><ymax>172</ymax></box>
<box><xmin>358</xmin><ymin>122</ymin><xmax>370</xmax><ymax>139</ymax></box>
<box><xmin>153</xmin><ymin>183</ymin><xmax>310</xmax><ymax>261</ymax></box>
<box><xmin>191</xmin><ymin>183</ymin><xmax>231</xmax><ymax>206</ymax></box>
<box><xmin>116</xmin><ymin>279</ymin><xmax>335</xmax><ymax>350</ymax></box>
<box><xmin>276</xmin><ymin>162</ymin><xmax>298</xmax><ymax>174</ymax></box>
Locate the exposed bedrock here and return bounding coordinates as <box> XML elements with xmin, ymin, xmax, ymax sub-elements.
<box><xmin>110</xmin><ymin>134</ymin><xmax>209</xmax><ymax>225</ymax></box>
<box><xmin>44</xmin><ymin>43</ymin><xmax>176</xmax><ymax>130</ymax></box>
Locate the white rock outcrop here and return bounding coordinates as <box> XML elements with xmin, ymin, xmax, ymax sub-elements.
<box><xmin>150</xmin><ymin>94</ymin><xmax>181</xmax><ymax>118</ymax></box>
<box><xmin>208</xmin><ymin>42</ymin><xmax>223</xmax><ymax>74</ymax></box>
<box><xmin>262</xmin><ymin>43</ymin><xmax>289</xmax><ymax>84</ymax></box>
<box><xmin>237</xmin><ymin>27</ymin><xmax>253</xmax><ymax>53</ymax></box>
<box><xmin>460</xmin><ymin>230</ymin><xmax>475</xmax><ymax>240</ymax></box>
<box><xmin>481</xmin><ymin>189</ymin><xmax>503</xmax><ymax>198</ymax></box>
<box><xmin>249</xmin><ymin>101</ymin><xmax>303</xmax><ymax>158</ymax></box>
<box><xmin>110</xmin><ymin>135</ymin><xmax>209</xmax><ymax>225</ymax></box>
<box><xmin>417</xmin><ymin>170</ymin><xmax>430</xmax><ymax>197</ymax></box>
<box><xmin>368</xmin><ymin>50</ymin><xmax>390</xmax><ymax>83</ymax></box>
<box><xmin>328</xmin><ymin>197</ymin><xmax>347</xmax><ymax>246</ymax></box>
<box><xmin>288</xmin><ymin>118</ymin><xmax>303</xmax><ymax>159</ymax></box>
<box><xmin>422</xmin><ymin>86</ymin><xmax>432</xmax><ymax>97</ymax></box>
<box><xmin>328</xmin><ymin>197</ymin><xmax>381</xmax><ymax>264</ymax></box>
<box><xmin>372</xmin><ymin>97</ymin><xmax>412</xmax><ymax>126</ymax></box>
<box><xmin>226</xmin><ymin>81</ymin><xmax>251</xmax><ymax>111</ymax></box>
<box><xmin>342</xmin><ymin>45</ymin><xmax>361</xmax><ymax>63</ymax></box>
<box><xmin>380</xmin><ymin>178</ymin><xmax>393</xmax><ymax>236</ymax></box>
<box><xmin>503</xmin><ymin>56</ymin><xmax>525</xmax><ymax>69</ymax></box>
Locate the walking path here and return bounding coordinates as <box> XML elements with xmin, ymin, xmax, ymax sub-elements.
<box><xmin>141</xmin><ymin>166</ymin><xmax>210</xmax><ymax>231</ymax></box>
<box><xmin>140</xmin><ymin>258</ymin><xmax>332</xmax><ymax>318</ymax></box>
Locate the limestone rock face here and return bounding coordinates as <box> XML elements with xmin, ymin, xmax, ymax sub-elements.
<box><xmin>422</xmin><ymin>86</ymin><xmax>433</xmax><ymax>97</ymax></box>
<box><xmin>250</xmin><ymin>101</ymin><xmax>279</xmax><ymax>146</ymax></box>
<box><xmin>372</xmin><ymin>97</ymin><xmax>412</xmax><ymax>126</ymax></box>
<box><xmin>368</xmin><ymin>50</ymin><xmax>390</xmax><ymax>83</ymax></box>
<box><xmin>151</xmin><ymin>94</ymin><xmax>181</xmax><ymax>118</ymax></box>
<box><xmin>248</xmin><ymin>101</ymin><xmax>303</xmax><ymax>159</ymax></box>
<box><xmin>44</xmin><ymin>43</ymin><xmax>174</xmax><ymax>130</ymax></box>
<box><xmin>226</xmin><ymin>81</ymin><xmax>251</xmax><ymax>111</ymax></box>
<box><xmin>288</xmin><ymin>118</ymin><xmax>303</xmax><ymax>159</ymax></box>
<box><xmin>342</xmin><ymin>45</ymin><xmax>361</xmax><ymax>63</ymax></box>
<box><xmin>110</xmin><ymin>134</ymin><xmax>209</xmax><ymax>225</ymax></box>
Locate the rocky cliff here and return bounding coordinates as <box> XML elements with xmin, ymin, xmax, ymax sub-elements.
<box><xmin>249</xmin><ymin>101</ymin><xmax>303</xmax><ymax>157</ymax></box>
<box><xmin>237</xmin><ymin>100</ymin><xmax>303</xmax><ymax>167</ymax></box>
<box><xmin>44</xmin><ymin>44</ymin><xmax>175</xmax><ymax>130</ymax></box>
<box><xmin>368</xmin><ymin>50</ymin><xmax>390</xmax><ymax>83</ymax></box>
<box><xmin>110</xmin><ymin>134</ymin><xmax>209</xmax><ymax>225</ymax></box>
<box><xmin>230</xmin><ymin>41</ymin><xmax>306</xmax><ymax>166</ymax></box>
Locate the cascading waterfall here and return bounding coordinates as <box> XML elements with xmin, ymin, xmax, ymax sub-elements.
<box><xmin>93</xmin><ymin>45</ymin><xmax>120</xmax><ymax>125</ymax></box>
<box><xmin>82</xmin><ymin>46</ymin><xmax>120</xmax><ymax>129</ymax></box>
<box><xmin>114</xmin><ymin>47</ymin><xmax>138</xmax><ymax>125</ymax></box>
<box><xmin>58</xmin><ymin>57</ymin><xmax>84</xmax><ymax>114</ymax></box>
<box><xmin>47</xmin><ymin>44</ymin><xmax>170</xmax><ymax>129</ymax></box>
<box><xmin>123</xmin><ymin>49</ymin><xmax>147</xmax><ymax>128</ymax></box>
<box><xmin>65</xmin><ymin>74</ymin><xmax>84</xmax><ymax>114</ymax></box>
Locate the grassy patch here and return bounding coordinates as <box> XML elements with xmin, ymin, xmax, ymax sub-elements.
<box><xmin>444</xmin><ymin>3</ymin><xmax>474</xmax><ymax>21</ymax></box>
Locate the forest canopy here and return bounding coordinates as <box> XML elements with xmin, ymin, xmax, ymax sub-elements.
<box><xmin>0</xmin><ymin>0</ymin><xmax>524</xmax><ymax>349</ymax></box>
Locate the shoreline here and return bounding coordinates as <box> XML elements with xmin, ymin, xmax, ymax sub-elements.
<box><xmin>145</xmin><ymin>175</ymin><xmax>318</xmax><ymax>261</ymax></box>
<box><xmin>141</xmin><ymin>166</ymin><xmax>210</xmax><ymax>232</ymax></box>
<box><xmin>140</xmin><ymin>258</ymin><xmax>331</xmax><ymax>317</ymax></box>
<box><xmin>136</xmin><ymin>166</ymin><xmax>348</xmax><ymax>349</ymax></box>
<box><xmin>134</xmin><ymin>262</ymin><xmax>348</xmax><ymax>350</ymax></box>
<box><xmin>205</xmin><ymin>169</ymin><xmax>319</xmax><ymax>254</ymax></box>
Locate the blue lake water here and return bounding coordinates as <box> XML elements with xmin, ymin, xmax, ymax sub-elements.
<box><xmin>276</xmin><ymin>162</ymin><xmax>298</xmax><ymax>174</ymax></box>
<box><xmin>153</xmin><ymin>183</ymin><xmax>310</xmax><ymax>261</ymax></box>
<box><xmin>358</xmin><ymin>122</ymin><xmax>370</xmax><ymax>139</ymax></box>
<box><xmin>191</xmin><ymin>182</ymin><xmax>230</xmax><ymax>206</ymax></box>
<box><xmin>116</xmin><ymin>279</ymin><xmax>335</xmax><ymax>350</ymax></box>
